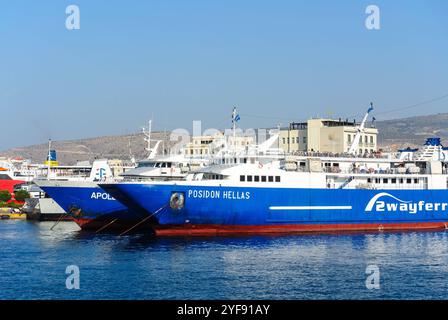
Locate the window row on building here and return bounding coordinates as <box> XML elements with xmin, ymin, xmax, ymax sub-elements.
<box><xmin>347</xmin><ymin>134</ymin><xmax>375</xmax><ymax>144</ymax></box>
<box><xmin>282</xmin><ymin>136</ymin><xmax>307</xmax><ymax>145</ymax></box>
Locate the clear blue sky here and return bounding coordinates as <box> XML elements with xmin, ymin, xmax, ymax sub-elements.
<box><xmin>1</xmin><ymin>0</ymin><xmax>447</xmax><ymax>150</ymax></box>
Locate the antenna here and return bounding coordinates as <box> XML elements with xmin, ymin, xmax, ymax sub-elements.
<box><xmin>142</xmin><ymin>120</ymin><xmax>152</xmax><ymax>154</ymax></box>
<box><xmin>128</xmin><ymin>135</ymin><xmax>135</xmax><ymax>163</ymax></box>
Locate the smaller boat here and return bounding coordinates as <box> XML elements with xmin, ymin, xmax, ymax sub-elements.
<box><xmin>0</xmin><ymin>208</ymin><xmax>26</xmax><ymax>220</ymax></box>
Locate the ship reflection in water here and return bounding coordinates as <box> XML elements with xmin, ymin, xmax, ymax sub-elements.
<box><xmin>1</xmin><ymin>221</ymin><xmax>448</xmax><ymax>299</ymax></box>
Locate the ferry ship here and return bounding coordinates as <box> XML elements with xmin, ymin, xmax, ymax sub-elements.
<box><xmin>34</xmin><ymin>122</ymin><xmax>210</xmax><ymax>230</ymax></box>
<box><xmin>0</xmin><ymin>158</ymin><xmax>38</xmax><ymax>193</ymax></box>
<box><xmin>35</xmin><ymin>156</ymin><xmax>208</xmax><ymax>230</ymax></box>
<box><xmin>99</xmin><ymin>109</ymin><xmax>448</xmax><ymax>236</ymax></box>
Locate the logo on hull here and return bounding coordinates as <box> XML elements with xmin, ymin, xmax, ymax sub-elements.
<box><xmin>365</xmin><ymin>192</ymin><xmax>448</xmax><ymax>214</ymax></box>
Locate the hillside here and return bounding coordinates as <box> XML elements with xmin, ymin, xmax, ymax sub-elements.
<box><xmin>1</xmin><ymin>113</ymin><xmax>447</xmax><ymax>165</ymax></box>
<box><xmin>0</xmin><ymin>132</ymin><xmax>179</xmax><ymax>165</ymax></box>
<box><xmin>375</xmin><ymin>113</ymin><xmax>448</xmax><ymax>150</ymax></box>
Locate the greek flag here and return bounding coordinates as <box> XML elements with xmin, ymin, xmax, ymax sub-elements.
<box><xmin>368</xmin><ymin>103</ymin><xmax>374</xmax><ymax>113</ymax></box>
<box><xmin>232</xmin><ymin>107</ymin><xmax>241</xmax><ymax>123</ymax></box>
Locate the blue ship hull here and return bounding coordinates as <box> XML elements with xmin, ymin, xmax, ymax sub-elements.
<box><xmin>100</xmin><ymin>183</ymin><xmax>448</xmax><ymax>236</ymax></box>
<box><xmin>40</xmin><ymin>185</ymin><xmax>153</xmax><ymax>230</ymax></box>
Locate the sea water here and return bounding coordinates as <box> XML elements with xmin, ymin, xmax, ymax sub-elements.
<box><xmin>1</xmin><ymin>220</ymin><xmax>448</xmax><ymax>300</ymax></box>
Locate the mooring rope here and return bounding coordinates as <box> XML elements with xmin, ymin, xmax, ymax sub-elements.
<box><xmin>50</xmin><ymin>213</ymin><xmax>70</xmax><ymax>230</ymax></box>
<box><xmin>119</xmin><ymin>204</ymin><xmax>168</xmax><ymax>237</ymax></box>
<box><xmin>95</xmin><ymin>218</ymin><xmax>119</xmax><ymax>233</ymax></box>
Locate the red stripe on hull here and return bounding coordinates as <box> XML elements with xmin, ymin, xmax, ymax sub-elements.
<box><xmin>74</xmin><ymin>218</ymin><xmax>155</xmax><ymax>231</ymax></box>
<box><xmin>154</xmin><ymin>222</ymin><xmax>448</xmax><ymax>236</ymax></box>
<box><xmin>75</xmin><ymin>218</ymin><xmax>93</xmax><ymax>228</ymax></box>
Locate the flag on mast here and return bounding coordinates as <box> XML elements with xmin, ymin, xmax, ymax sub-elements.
<box><xmin>232</xmin><ymin>107</ymin><xmax>241</xmax><ymax>123</ymax></box>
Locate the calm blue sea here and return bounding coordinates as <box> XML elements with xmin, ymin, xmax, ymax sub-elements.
<box><xmin>1</xmin><ymin>220</ymin><xmax>448</xmax><ymax>300</ymax></box>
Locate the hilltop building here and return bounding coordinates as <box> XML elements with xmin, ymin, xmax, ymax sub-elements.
<box><xmin>183</xmin><ymin>132</ymin><xmax>254</xmax><ymax>156</ymax></box>
<box><xmin>279</xmin><ymin>118</ymin><xmax>378</xmax><ymax>155</ymax></box>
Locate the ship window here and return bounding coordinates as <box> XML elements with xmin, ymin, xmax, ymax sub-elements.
<box><xmin>261</xmin><ymin>176</ymin><xmax>267</xmax><ymax>182</ymax></box>
<box><xmin>254</xmin><ymin>176</ymin><xmax>260</xmax><ymax>182</ymax></box>
<box><xmin>383</xmin><ymin>179</ymin><xmax>388</xmax><ymax>184</ymax></box>
<box><xmin>275</xmin><ymin>176</ymin><xmax>281</xmax><ymax>182</ymax></box>
<box><xmin>391</xmin><ymin>178</ymin><xmax>397</xmax><ymax>184</ymax></box>
<box><xmin>407</xmin><ymin>178</ymin><xmax>412</xmax><ymax>184</ymax></box>
<box><xmin>268</xmin><ymin>176</ymin><xmax>274</xmax><ymax>182</ymax></box>
<box><xmin>240</xmin><ymin>175</ymin><xmax>245</xmax><ymax>182</ymax></box>
<box><xmin>167</xmin><ymin>162</ymin><xmax>172</xmax><ymax>168</ymax></box>
<box><xmin>247</xmin><ymin>175</ymin><xmax>253</xmax><ymax>182</ymax></box>
<box><xmin>375</xmin><ymin>178</ymin><xmax>380</xmax><ymax>183</ymax></box>
<box><xmin>367</xmin><ymin>178</ymin><xmax>372</xmax><ymax>183</ymax></box>
<box><xmin>399</xmin><ymin>178</ymin><xmax>404</xmax><ymax>184</ymax></box>
<box><xmin>414</xmin><ymin>178</ymin><xmax>418</xmax><ymax>184</ymax></box>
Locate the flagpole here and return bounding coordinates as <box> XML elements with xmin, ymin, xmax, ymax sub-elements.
<box><xmin>47</xmin><ymin>139</ymin><xmax>51</xmax><ymax>181</ymax></box>
<box><xmin>232</xmin><ymin>107</ymin><xmax>237</xmax><ymax>154</ymax></box>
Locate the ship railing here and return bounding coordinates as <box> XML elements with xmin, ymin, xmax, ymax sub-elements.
<box><xmin>289</xmin><ymin>151</ymin><xmax>389</xmax><ymax>159</ymax></box>
<box><xmin>324</xmin><ymin>168</ymin><xmax>429</xmax><ymax>175</ymax></box>
<box><xmin>334</xmin><ymin>183</ymin><xmax>427</xmax><ymax>190</ymax></box>
<box><xmin>289</xmin><ymin>167</ymin><xmax>430</xmax><ymax>175</ymax></box>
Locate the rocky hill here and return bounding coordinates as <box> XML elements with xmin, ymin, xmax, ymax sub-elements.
<box><xmin>375</xmin><ymin>113</ymin><xmax>448</xmax><ymax>150</ymax></box>
<box><xmin>0</xmin><ymin>132</ymin><xmax>179</xmax><ymax>165</ymax></box>
<box><xmin>1</xmin><ymin>113</ymin><xmax>447</xmax><ymax>165</ymax></box>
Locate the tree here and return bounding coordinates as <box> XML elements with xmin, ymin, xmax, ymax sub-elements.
<box><xmin>0</xmin><ymin>190</ymin><xmax>12</xmax><ymax>203</ymax></box>
<box><xmin>14</xmin><ymin>190</ymin><xmax>30</xmax><ymax>202</ymax></box>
